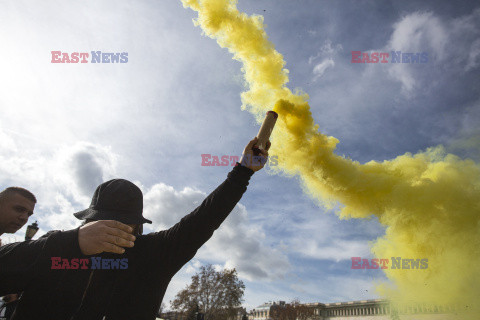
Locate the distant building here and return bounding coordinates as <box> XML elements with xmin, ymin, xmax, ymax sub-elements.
<box><xmin>248</xmin><ymin>299</ymin><xmax>460</xmax><ymax>320</ymax></box>
<box><xmin>248</xmin><ymin>301</ymin><xmax>285</xmax><ymax>320</ymax></box>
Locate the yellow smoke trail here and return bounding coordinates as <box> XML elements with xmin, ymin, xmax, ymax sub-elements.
<box><xmin>181</xmin><ymin>0</ymin><xmax>480</xmax><ymax>316</ymax></box>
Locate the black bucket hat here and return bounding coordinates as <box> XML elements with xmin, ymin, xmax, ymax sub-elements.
<box><xmin>74</xmin><ymin>179</ymin><xmax>152</xmax><ymax>224</ymax></box>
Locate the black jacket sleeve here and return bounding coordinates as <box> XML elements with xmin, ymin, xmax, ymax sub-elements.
<box><xmin>153</xmin><ymin>164</ymin><xmax>254</xmax><ymax>273</ymax></box>
<box><xmin>0</xmin><ymin>228</ymin><xmax>82</xmax><ymax>295</ymax></box>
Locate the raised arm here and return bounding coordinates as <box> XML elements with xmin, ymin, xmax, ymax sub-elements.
<box><xmin>155</xmin><ymin>137</ymin><xmax>270</xmax><ymax>273</ymax></box>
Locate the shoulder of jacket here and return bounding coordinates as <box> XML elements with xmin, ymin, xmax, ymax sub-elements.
<box><xmin>39</xmin><ymin>230</ymin><xmax>61</xmax><ymax>239</ymax></box>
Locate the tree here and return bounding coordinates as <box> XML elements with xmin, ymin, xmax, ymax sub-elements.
<box><xmin>171</xmin><ymin>264</ymin><xmax>245</xmax><ymax>320</ymax></box>
<box><xmin>295</xmin><ymin>303</ymin><xmax>315</xmax><ymax>320</ymax></box>
<box><xmin>270</xmin><ymin>300</ymin><xmax>315</xmax><ymax>320</ymax></box>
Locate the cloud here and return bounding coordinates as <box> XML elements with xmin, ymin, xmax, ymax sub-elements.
<box><xmin>205</xmin><ymin>202</ymin><xmax>291</xmax><ymax>281</ymax></box>
<box><xmin>308</xmin><ymin>40</ymin><xmax>343</xmax><ymax>64</ymax></box>
<box><xmin>306</xmin><ymin>8</ymin><xmax>480</xmax><ymax>164</ymax></box>
<box><xmin>465</xmin><ymin>38</ymin><xmax>480</xmax><ymax>71</ymax></box>
<box><xmin>0</xmin><ymin>134</ymin><xmax>119</xmax><ymax>233</ymax></box>
<box><xmin>383</xmin><ymin>12</ymin><xmax>446</xmax><ymax>92</ymax></box>
<box><xmin>63</xmin><ymin>143</ymin><xmax>118</xmax><ymax>197</ymax></box>
<box><xmin>294</xmin><ymin>239</ymin><xmax>371</xmax><ymax>262</ymax></box>
<box><xmin>143</xmin><ymin>183</ymin><xmax>204</xmax><ymax>229</ymax></box>
<box><xmin>143</xmin><ymin>182</ymin><xmax>291</xmax><ymax>281</ymax></box>
<box><xmin>283</xmin><ymin>212</ymin><xmax>381</xmax><ymax>263</ymax></box>
<box><xmin>383</xmin><ymin>9</ymin><xmax>480</xmax><ymax>93</ymax></box>
<box><xmin>0</xmin><ymin>129</ymin><xmax>17</xmax><ymax>153</ymax></box>
<box><xmin>450</xmin><ymin>8</ymin><xmax>480</xmax><ymax>72</ymax></box>
<box><xmin>320</xmin><ymin>40</ymin><xmax>343</xmax><ymax>55</ymax></box>
<box><xmin>312</xmin><ymin>58</ymin><xmax>335</xmax><ymax>81</ymax></box>
<box><xmin>389</xmin><ymin>12</ymin><xmax>447</xmax><ymax>57</ymax></box>
<box><xmin>70</xmin><ymin>151</ymin><xmax>107</xmax><ymax>196</ymax></box>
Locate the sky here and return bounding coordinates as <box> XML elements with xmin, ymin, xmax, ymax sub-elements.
<box><xmin>1</xmin><ymin>0</ymin><xmax>479</xmax><ymax>312</ymax></box>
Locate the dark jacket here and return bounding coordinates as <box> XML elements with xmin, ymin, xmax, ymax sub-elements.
<box><xmin>0</xmin><ymin>165</ymin><xmax>254</xmax><ymax>320</ymax></box>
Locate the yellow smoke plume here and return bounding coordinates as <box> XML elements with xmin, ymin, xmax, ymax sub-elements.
<box><xmin>181</xmin><ymin>0</ymin><xmax>480</xmax><ymax>316</ymax></box>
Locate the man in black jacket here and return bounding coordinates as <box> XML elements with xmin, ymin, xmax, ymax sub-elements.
<box><xmin>0</xmin><ymin>187</ymin><xmax>37</xmax><ymax>320</ymax></box>
<box><xmin>0</xmin><ymin>137</ymin><xmax>269</xmax><ymax>320</ymax></box>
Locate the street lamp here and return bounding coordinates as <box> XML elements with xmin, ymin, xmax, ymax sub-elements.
<box><xmin>25</xmin><ymin>221</ymin><xmax>39</xmax><ymax>241</ymax></box>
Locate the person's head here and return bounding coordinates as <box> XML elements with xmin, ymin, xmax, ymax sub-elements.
<box><xmin>0</xmin><ymin>187</ymin><xmax>36</xmax><ymax>235</ymax></box>
<box><xmin>74</xmin><ymin>179</ymin><xmax>151</xmax><ymax>236</ymax></box>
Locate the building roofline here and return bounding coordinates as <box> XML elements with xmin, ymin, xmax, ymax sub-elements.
<box><xmin>250</xmin><ymin>299</ymin><xmax>389</xmax><ymax>311</ymax></box>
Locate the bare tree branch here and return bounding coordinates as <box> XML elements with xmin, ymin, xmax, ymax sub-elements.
<box><xmin>171</xmin><ymin>264</ymin><xmax>245</xmax><ymax>320</ymax></box>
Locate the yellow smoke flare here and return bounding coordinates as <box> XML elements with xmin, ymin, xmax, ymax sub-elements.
<box><xmin>182</xmin><ymin>0</ymin><xmax>480</xmax><ymax>316</ymax></box>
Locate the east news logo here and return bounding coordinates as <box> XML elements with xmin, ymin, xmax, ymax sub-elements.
<box><xmin>351</xmin><ymin>51</ymin><xmax>428</xmax><ymax>63</ymax></box>
<box><xmin>351</xmin><ymin>257</ymin><xmax>428</xmax><ymax>269</ymax></box>
<box><xmin>201</xmin><ymin>154</ymin><xmax>279</xmax><ymax>166</ymax></box>
<box><xmin>51</xmin><ymin>257</ymin><xmax>128</xmax><ymax>269</ymax></box>
<box><xmin>51</xmin><ymin>51</ymin><xmax>128</xmax><ymax>63</ymax></box>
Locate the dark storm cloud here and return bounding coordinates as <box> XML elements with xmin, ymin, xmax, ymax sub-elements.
<box><xmin>71</xmin><ymin>151</ymin><xmax>104</xmax><ymax>196</ymax></box>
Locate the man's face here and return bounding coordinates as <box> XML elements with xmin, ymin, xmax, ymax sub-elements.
<box><xmin>0</xmin><ymin>192</ymin><xmax>35</xmax><ymax>234</ymax></box>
